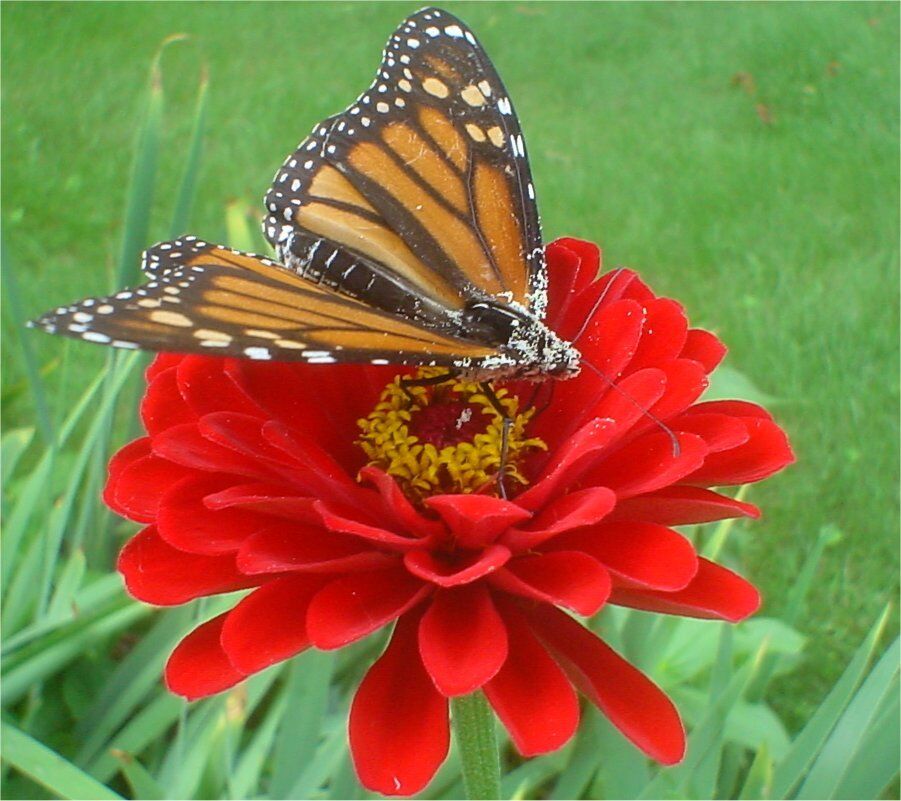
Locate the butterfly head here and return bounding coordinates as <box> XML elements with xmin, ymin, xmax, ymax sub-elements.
<box><xmin>456</xmin><ymin>300</ymin><xmax>581</xmax><ymax>381</ymax></box>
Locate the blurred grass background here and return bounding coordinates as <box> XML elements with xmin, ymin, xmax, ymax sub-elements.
<box><xmin>2</xmin><ymin>0</ymin><xmax>898</xmax><ymax>740</ymax></box>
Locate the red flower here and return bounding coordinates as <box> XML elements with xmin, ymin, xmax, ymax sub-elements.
<box><xmin>109</xmin><ymin>238</ymin><xmax>794</xmax><ymax>796</ymax></box>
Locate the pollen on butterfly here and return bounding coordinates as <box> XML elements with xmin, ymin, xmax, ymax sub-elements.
<box><xmin>357</xmin><ymin>367</ymin><xmax>545</xmax><ymax>502</ymax></box>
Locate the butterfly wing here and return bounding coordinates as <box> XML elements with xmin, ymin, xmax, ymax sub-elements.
<box><xmin>263</xmin><ymin>6</ymin><xmax>547</xmax><ymax>328</ymax></box>
<box><xmin>29</xmin><ymin>243</ymin><xmax>499</xmax><ymax>366</ymax></box>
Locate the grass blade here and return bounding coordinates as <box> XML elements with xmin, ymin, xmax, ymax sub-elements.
<box><xmin>168</xmin><ymin>64</ymin><xmax>209</xmax><ymax>237</ymax></box>
<box><xmin>832</xmin><ymin>679</ymin><xmax>900</xmax><ymax>800</ymax></box>
<box><xmin>770</xmin><ymin>606</ymin><xmax>892</xmax><ymax>798</ymax></box>
<box><xmin>111</xmin><ymin>751</ymin><xmax>165</xmax><ymax>800</ymax></box>
<box><xmin>114</xmin><ymin>35</ymin><xmax>186</xmax><ymax>287</ymax></box>
<box><xmin>74</xmin><ymin>607</ymin><xmax>194</xmax><ymax>766</ymax></box>
<box><xmin>1</xmin><ymin>243</ymin><xmax>55</xmax><ymax>446</ymax></box>
<box><xmin>795</xmin><ymin>636</ymin><xmax>900</xmax><ymax>799</ymax></box>
<box><xmin>271</xmin><ymin>649</ymin><xmax>335</xmax><ymax>798</ymax></box>
<box><xmin>0</xmin><ymin>721</ymin><xmax>122</xmax><ymax>800</ymax></box>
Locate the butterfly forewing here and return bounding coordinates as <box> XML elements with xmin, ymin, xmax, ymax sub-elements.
<box><xmin>31</xmin><ymin>244</ymin><xmax>498</xmax><ymax>366</ymax></box>
<box><xmin>263</xmin><ymin>6</ymin><xmax>547</xmax><ymax>323</ymax></box>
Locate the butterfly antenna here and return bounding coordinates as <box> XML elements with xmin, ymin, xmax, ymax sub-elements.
<box><xmin>580</xmin><ymin>359</ymin><xmax>681</xmax><ymax>457</ymax></box>
<box><xmin>571</xmin><ymin>267</ymin><xmax>629</xmax><ymax>346</ymax></box>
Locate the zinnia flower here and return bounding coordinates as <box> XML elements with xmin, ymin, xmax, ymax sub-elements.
<box><xmin>109</xmin><ymin>237</ymin><xmax>794</xmax><ymax>795</ymax></box>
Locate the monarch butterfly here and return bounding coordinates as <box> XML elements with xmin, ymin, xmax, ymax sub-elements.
<box><xmin>29</xmin><ymin>6</ymin><xmax>583</xmax><ymax>382</ymax></box>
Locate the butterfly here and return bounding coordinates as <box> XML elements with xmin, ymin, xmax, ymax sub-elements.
<box><xmin>30</xmin><ymin>6</ymin><xmax>581</xmax><ymax>383</ymax></box>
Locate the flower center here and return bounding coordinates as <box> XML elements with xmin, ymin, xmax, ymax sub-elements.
<box><xmin>357</xmin><ymin>368</ymin><xmax>546</xmax><ymax>501</ymax></box>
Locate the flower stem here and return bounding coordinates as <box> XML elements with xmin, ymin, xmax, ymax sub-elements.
<box><xmin>451</xmin><ymin>692</ymin><xmax>501</xmax><ymax>800</ymax></box>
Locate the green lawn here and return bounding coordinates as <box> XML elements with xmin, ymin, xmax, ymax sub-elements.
<box><xmin>3</xmin><ymin>0</ymin><xmax>898</xmax><ymax>736</ymax></box>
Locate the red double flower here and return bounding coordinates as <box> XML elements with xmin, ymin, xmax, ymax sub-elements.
<box><xmin>108</xmin><ymin>238</ymin><xmax>793</xmax><ymax>795</ymax></box>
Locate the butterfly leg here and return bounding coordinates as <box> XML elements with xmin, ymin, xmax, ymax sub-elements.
<box><xmin>479</xmin><ymin>382</ymin><xmax>513</xmax><ymax>499</ymax></box>
<box><xmin>399</xmin><ymin>371</ymin><xmax>458</xmax><ymax>406</ymax></box>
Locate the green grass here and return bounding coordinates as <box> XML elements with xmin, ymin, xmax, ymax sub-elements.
<box><xmin>2</xmin><ymin>0</ymin><xmax>898</xmax><ymax>757</ymax></box>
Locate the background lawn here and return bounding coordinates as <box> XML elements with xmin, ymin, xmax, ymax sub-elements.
<box><xmin>2</xmin><ymin>0</ymin><xmax>898</xmax><ymax>782</ymax></box>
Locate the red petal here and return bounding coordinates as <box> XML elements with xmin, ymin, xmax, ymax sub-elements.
<box><xmin>165</xmin><ymin>614</ymin><xmax>245</xmax><ymax>700</ymax></box>
<box><xmin>527</xmin><ymin>604</ymin><xmax>685</xmax><ymax>764</ymax></box>
<box><xmin>538</xmin><ymin>301</ymin><xmax>645</xmax><ymax>444</ymax></box>
<box><xmin>118</xmin><ymin>526</ymin><xmax>255</xmax><ymax>605</ymax></box>
<box><xmin>642</xmin><ymin>359</ymin><xmax>709</xmax><ymax>425</ymax></box>
<box><xmin>518</xmin><ymin>418</ymin><xmax>617</xmax><ymax>511</ymax></box>
<box><xmin>404</xmin><ymin>544</ymin><xmax>511</xmax><ymax>587</ymax></box>
<box><xmin>683</xmin><ymin>417</ymin><xmax>794</xmax><ymax>486</ymax></box>
<box><xmin>671</xmin><ymin>412</ymin><xmax>750</xmax><ymax>453</ymax></box>
<box><xmin>609</xmin><ymin>486</ymin><xmax>760</xmax><ymax>525</ymax></box>
<box><xmin>350</xmin><ymin>612</ymin><xmax>449</xmax><ymax>796</ymax></box>
<box><xmin>152</xmin><ymin>423</ymin><xmax>278</xmax><ymax>482</ymax></box>
<box><xmin>548</xmin><ymin>522</ymin><xmax>698</xmax><ymax>591</ymax></box>
<box><xmin>558</xmin><ymin>267</ymin><xmax>640</xmax><ymax>344</ymax></box>
<box><xmin>419</xmin><ymin>585</ymin><xmax>508</xmax><ymax>696</ymax></box>
<box><xmin>680</xmin><ymin>329</ymin><xmax>727</xmax><ymax>373</ymax></box>
<box><xmin>236</xmin><ymin>522</ymin><xmax>392</xmax><ymax>574</ymax></box>
<box><xmin>544</xmin><ymin>241</ymin><xmax>585</xmax><ymax>332</ymax></box>
<box><xmin>492</xmin><ymin>551</ymin><xmax>610</xmax><ymax>615</ymax></box>
<box><xmin>504</xmin><ymin>486</ymin><xmax>616</xmax><ymax>551</ymax></box>
<box><xmin>316</xmin><ymin>499</ymin><xmax>426</xmax><ymax>550</ymax></box>
<box><xmin>307</xmin><ymin>566</ymin><xmax>429</xmax><ymax>649</ymax></box>
<box><xmin>685</xmin><ymin>399</ymin><xmax>773</xmax><ymax>420</ymax></box>
<box><xmin>551</xmin><ymin>237</ymin><xmax>601</xmax><ymax>293</ymax></box>
<box><xmin>141</xmin><ymin>367</ymin><xmax>195</xmax><ymax>436</ymax></box>
<box><xmin>220</xmin><ymin>575</ymin><xmax>327</xmax><ymax>674</ymax></box>
<box><xmin>610</xmin><ymin>557</ymin><xmax>761</xmax><ymax>622</ymax></box>
<box><xmin>625</xmin><ymin>299</ymin><xmax>688</xmax><ymax>374</ymax></box>
<box><xmin>586</xmin><ymin>431</ymin><xmax>708</xmax><ymax>499</ymax></box>
<box><xmin>424</xmin><ymin>495</ymin><xmax>530</xmax><ymax>549</ymax></box>
<box><xmin>110</xmin><ymin>451</ymin><xmax>194</xmax><ymax>523</ymax></box>
<box><xmin>262</xmin><ymin>421</ymin><xmax>369</xmax><ymax>508</ymax></box>
<box><xmin>484</xmin><ymin>605</ymin><xmax>580</xmax><ymax>756</ymax></box>
<box><xmin>359</xmin><ymin>467</ymin><xmax>444</xmax><ymax>539</ymax></box>
<box><xmin>146</xmin><ymin>353</ymin><xmax>183</xmax><ymax>382</ymax></box>
<box><xmin>587</xmin><ymin>368</ymin><xmax>667</xmax><ymax>438</ymax></box>
<box><xmin>198</xmin><ymin>412</ymin><xmax>295</xmax><ymax>468</ymax></box>
<box><xmin>157</xmin><ymin>474</ymin><xmax>266</xmax><ymax>554</ymax></box>
<box><xmin>203</xmin><ymin>482</ymin><xmax>319</xmax><ymax>524</ymax></box>
<box><xmin>105</xmin><ymin>438</ymin><xmax>151</xmax><ymax>519</ymax></box>
<box><xmin>578</xmin><ymin>299</ymin><xmax>646</xmax><ymax>380</ymax></box>
<box><xmin>176</xmin><ymin>356</ymin><xmax>263</xmax><ymax>417</ymax></box>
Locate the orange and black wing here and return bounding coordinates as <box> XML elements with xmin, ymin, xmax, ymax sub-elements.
<box><xmin>30</xmin><ymin>242</ymin><xmax>499</xmax><ymax>366</ymax></box>
<box><xmin>262</xmin><ymin>6</ymin><xmax>547</xmax><ymax>328</ymax></box>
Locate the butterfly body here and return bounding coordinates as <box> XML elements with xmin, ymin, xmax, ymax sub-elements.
<box><xmin>31</xmin><ymin>7</ymin><xmax>583</xmax><ymax>384</ymax></box>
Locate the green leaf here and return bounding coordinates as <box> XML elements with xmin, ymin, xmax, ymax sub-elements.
<box><xmin>640</xmin><ymin>637</ymin><xmax>767</xmax><ymax>799</ymax></box>
<box><xmin>770</xmin><ymin>606</ymin><xmax>892</xmax><ymax>798</ymax></box>
<box><xmin>74</xmin><ymin>607</ymin><xmax>194</xmax><ymax>767</ymax></box>
<box><xmin>224</xmin><ymin>199</ymin><xmax>259</xmax><ymax>253</ymax></box>
<box><xmin>86</xmin><ymin>694</ymin><xmax>184</xmax><ymax>782</ymax></box>
<box><xmin>1</xmin><ymin>427</ymin><xmax>34</xmax><ymax>484</ymax></box>
<box><xmin>588</xmin><ymin>710</ymin><xmax>651</xmax><ymax>799</ymax></box>
<box><xmin>1</xmin><ymin>244</ymin><xmax>55</xmax><ymax>447</ymax></box>
<box><xmin>228</xmin><ymin>691</ymin><xmax>288</xmax><ymax>799</ymax></box>
<box><xmin>0</xmin><ymin>721</ymin><xmax>122</xmax><ymax>800</ymax></box>
<box><xmin>169</xmin><ymin>65</ymin><xmax>209</xmax><ymax>237</ymax></box>
<box><xmin>739</xmin><ymin>742</ymin><xmax>774</xmax><ymax>799</ymax></box>
<box><xmin>549</xmin><ymin>707</ymin><xmax>602</xmax><ymax>799</ymax></box>
<box><xmin>114</xmin><ymin>35</ymin><xmax>186</xmax><ymax>287</ymax></box>
<box><xmin>271</xmin><ymin>649</ymin><xmax>335</xmax><ymax>798</ymax></box>
<box><xmin>795</xmin><ymin>636</ymin><xmax>899</xmax><ymax>799</ymax></box>
<box><xmin>46</xmin><ymin>550</ymin><xmax>87</xmax><ymax>619</ymax></box>
<box><xmin>704</xmin><ymin>364</ymin><xmax>777</xmax><ymax>405</ymax></box>
<box><xmin>832</xmin><ymin>678</ymin><xmax>900</xmax><ymax>800</ymax></box>
<box><xmin>111</xmin><ymin>750</ymin><xmax>164</xmax><ymax>800</ymax></box>
<box><xmin>1</xmin><ymin>597</ymin><xmax>147</xmax><ymax>706</ymax></box>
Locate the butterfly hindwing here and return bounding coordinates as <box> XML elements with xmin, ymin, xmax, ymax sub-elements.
<box><xmin>30</xmin><ymin>243</ymin><xmax>499</xmax><ymax>366</ymax></box>
<box><xmin>263</xmin><ymin>7</ymin><xmax>547</xmax><ymax>324</ymax></box>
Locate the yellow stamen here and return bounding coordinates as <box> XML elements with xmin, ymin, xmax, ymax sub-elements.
<box><xmin>357</xmin><ymin>368</ymin><xmax>546</xmax><ymax>501</ymax></box>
